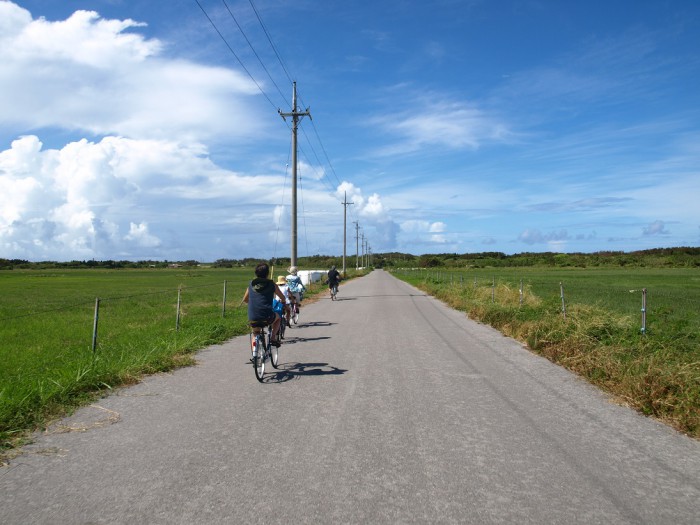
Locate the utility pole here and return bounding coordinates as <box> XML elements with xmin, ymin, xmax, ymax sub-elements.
<box><xmin>279</xmin><ymin>81</ymin><xmax>310</xmax><ymax>268</ymax></box>
<box><xmin>342</xmin><ymin>191</ymin><xmax>354</xmax><ymax>276</ymax></box>
<box><xmin>360</xmin><ymin>232</ymin><xmax>365</xmax><ymax>269</ymax></box>
<box><xmin>353</xmin><ymin>221</ymin><xmax>359</xmax><ymax>270</ymax></box>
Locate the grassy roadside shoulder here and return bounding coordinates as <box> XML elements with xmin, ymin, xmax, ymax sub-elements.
<box><xmin>395</xmin><ymin>274</ymin><xmax>699</xmax><ymax>439</ymax></box>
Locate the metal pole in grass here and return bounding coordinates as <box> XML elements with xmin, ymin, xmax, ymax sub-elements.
<box><xmin>91</xmin><ymin>297</ymin><xmax>100</xmax><ymax>353</ymax></box>
<box><xmin>222</xmin><ymin>280</ymin><xmax>227</xmax><ymax>318</ymax></box>
<box><xmin>176</xmin><ymin>286</ymin><xmax>182</xmax><ymax>331</ymax></box>
<box><xmin>641</xmin><ymin>288</ymin><xmax>647</xmax><ymax>334</ymax></box>
<box><xmin>560</xmin><ymin>282</ymin><xmax>567</xmax><ymax>318</ymax></box>
<box><xmin>520</xmin><ymin>279</ymin><xmax>523</xmax><ymax>307</ymax></box>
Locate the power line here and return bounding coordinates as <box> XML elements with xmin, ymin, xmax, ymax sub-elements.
<box><xmin>247</xmin><ymin>0</ymin><xmax>293</xmax><ymax>84</ymax></box>
<box><xmin>194</xmin><ymin>0</ymin><xmax>278</xmax><ymax>110</ymax></box>
<box><xmin>220</xmin><ymin>0</ymin><xmax>288</xmax><ymax>104</ymax></box>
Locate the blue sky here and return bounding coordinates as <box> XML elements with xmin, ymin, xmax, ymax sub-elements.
<box><xmin>1</xmin><ymin>0</ymin><xmax>699</xmax><ymax>262</ymax></box>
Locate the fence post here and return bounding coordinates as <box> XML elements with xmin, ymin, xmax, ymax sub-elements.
<box><xmin>641</xmin><ymin>288</ymin><xmax>647</xmax><ymax>334</ymax></box>
<box><xmin>519</xmin><ymin>279</ymin><xmax>523</xmax><ymax>307</ymax></box>
<box><xmin>176</xmin><ymin>286</ymin><xmax>182</xmax><ymax>331</ymax></box>
<box><xmin>91</xmin><ymin>297</ymin><xmax>100</xmax><ymax>353</ymax></box>
<box><xmin>492</xmin><ymin>277</ymin><xmax>495</xmax><ymax>303</ymax></box>
<box><xmin>560</xmin><ymin>282</ymin><xmax>567</xmax><ymax>318</ymax></box>
<box><xmin>222</xmin><ymin>280</ymin><xmax>227</xmax><ymax>318</ymax></box>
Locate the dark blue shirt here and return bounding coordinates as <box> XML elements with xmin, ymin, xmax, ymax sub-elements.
<box><xmin>247</xmin><ymin>278</ymin><xmax>275</xmax><ymax>322</ymax></box>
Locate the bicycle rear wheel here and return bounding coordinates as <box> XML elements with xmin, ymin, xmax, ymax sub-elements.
<box><xmin>279</xmin><ymin>316</ymin><xmax>286</xmax><ymax>340</ymax></box>
<box><xmin>270</xmin><ymin>335</ymin><xmax>279</xmax><ymax>369</ymax></box>
<box><xmin>254</xmin><ymin>333</ymin><xmax>265</xmax><ymax>382</ymax></box>
<box><xmin>292</xmin><ymin>305</ymin><xmax>299</xmax><ymax>324</ymax></box>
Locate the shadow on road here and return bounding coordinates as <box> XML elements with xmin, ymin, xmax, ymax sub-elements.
<box><xmin>293</xmin><ymin>321</ymin><xmax>335</xmax><ymax>328</ymax></box>
<box><xmin>281</xmin><ymin>336</ymin><xmax>331</xmax><ymax>345</ymax></box>
<box><xmin>349</xmin><ymin>293</ymin><xmax>427</xmax><ymax>298</ymax></box>
<box><xmin>263</xmin><ymin>362</ymin><xmax>348</xmax><ymax>383</ymax></box>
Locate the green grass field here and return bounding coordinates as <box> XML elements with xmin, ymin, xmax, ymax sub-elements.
<box><xmin>401</xmin><ymin>267</ymin><xmax>700</xmax><ymax>331</ymax></box>
<box><xmin>392</xmin><ymin>267</ymin><xmax>700</xmax><ymax>438</ymax></box>
<box><xmin>0</xmin><ymin>267</ymin><xmax>321</xmax><ymax>453</ymax></box>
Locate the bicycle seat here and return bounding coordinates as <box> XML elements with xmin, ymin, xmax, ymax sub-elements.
<box><xmin>249</xmin><ymin>320</ymin><xmax>271</xmax><ymax>329</ymax></box>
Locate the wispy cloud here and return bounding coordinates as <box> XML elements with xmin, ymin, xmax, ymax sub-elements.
<box><xmin>642</xmin><ymin>220</ymin><xmax>670</xmax><ymax>237</ymax></box>
<box><xmin>367</xmin><ymin>93</ymin><xmax>513</xmax><ymax>156</ymax></box>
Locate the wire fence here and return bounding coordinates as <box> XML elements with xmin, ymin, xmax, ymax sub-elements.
<box><xmin>391</xmin><ymin>268</ymin><xmax>700</xmax><ymax>335</ymax></box>
<box><xmin>0</xmin><ymin>279</ymin><xmax>252</xmax><ymax>377</ymax></box>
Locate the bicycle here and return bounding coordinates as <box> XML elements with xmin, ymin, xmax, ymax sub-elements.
<box><xmin>330</xmin><ymin>284</ymin><xmax>338</xmax><ymax>301</ymax></box>
<box><xmin>279</xmin><ymin>308</ymin><xmax>287</xmax><ymax>340</ymax></box>
<box><xmin>249</xmin><ymin>321</ymin><xmax>279</xmax><ymax>382</ymax></box>
<box><xmin>291</xmin><ymin>301</ymin><xmax>300</xmax><ymax>325</ymax></box>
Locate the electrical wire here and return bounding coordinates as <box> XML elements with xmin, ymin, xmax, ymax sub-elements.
<box><xmin>273</xmin><ymin>144</ymin><xmax>293</xmax><ymax>260</ymax></box>
<box><xmin>194</xmin><ymin>0</ymin><xmax>278</xmax><ymax>110</ymax></box>
<box><xmin>221</xmin><ymin>0</ymin><xmax>288</xmax><ymax>105</ymax></box>
<box><xmin>298</xmin><ymin>165</ymin><xmax>311</xmax><ymax>258</ymax></box>
<box><xmin>247</xmin><ymin>0</ymin><xmax>293</xmax><ymax>84</ymax></box>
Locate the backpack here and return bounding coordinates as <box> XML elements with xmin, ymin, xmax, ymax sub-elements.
<box><xmin>287</xmin><ymin>275</ymin><xmax>303</xmax><ymax>293</ymax></box>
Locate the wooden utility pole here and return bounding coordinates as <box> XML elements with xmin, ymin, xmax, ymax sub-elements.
<box><xmin>279</xmin><ymin>82</ymin><xmax>310</xmax><ymax>268</ymax></box>
<box><xmin>353</xmin><ymin>221</ymin><xmax>360</xmax><ymax>270</ymax></box>
<box><xmin>360</xmin><ymin>232</ymin><xmax>365</xmax><ymax>269</ymax></box>
<box><xmin>342</xmin><ymin>191</ymin><xmax>354</xmax><ymax>276</ymax></box>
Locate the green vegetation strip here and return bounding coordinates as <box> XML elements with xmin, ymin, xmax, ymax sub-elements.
<box><xmin>0</xmin><ymin>267</ymin><xmax>362</xmax><ymax>456</ymax></box>
<box><xmin>392</xmin><ymin>268</ymin><xmax>699</xmax><ymax>439</ymax></box>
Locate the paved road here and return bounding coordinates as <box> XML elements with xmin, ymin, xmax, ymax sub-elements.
<box><xmin>3</xmin><ymin>270</ymin><xmax>699</xmax><ymax>524</ymax></box>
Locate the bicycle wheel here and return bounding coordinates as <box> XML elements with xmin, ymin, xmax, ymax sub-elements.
<box><xmin>270</xmin><ymin>332</ymin><xmax>279</xmax><ymax>369</ymax></box>
<box><xmin>254</xmin><ymin>334</ymin><xmax>265</xmax><ymax>382</ymax></box>
<box><xmin>279</xmin><ymin>316</ymin><xmax>286</xmax><ymax>340</ymax></box>
<box><xmin>292</xmin><ymin>305</ymin><xmax>299</xmax><ymax>324</ymax></box>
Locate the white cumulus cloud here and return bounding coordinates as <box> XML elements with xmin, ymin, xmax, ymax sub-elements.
<box><xmin>0</xmin><ymin>2</ymin><xmax>264</xmax><ymax>142</ymax></box>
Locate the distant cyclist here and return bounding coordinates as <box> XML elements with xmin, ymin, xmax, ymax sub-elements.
<box><xmin>275</xmin><ymin>275</ymin><xmax>294</xmax><ymax>327</ymax></box>
<box><xmin>327</xmin><ymin>265</ymin><xmax>341</xmax><ymax>298</ymax></box>
<box><xmin>285</xmin><ymin>266</ymin><xmax>306</xmax><ymax>304</ymax></box>
<box><xmin>242</xmin><ymin>262</ymin><xmax>287</xmax><ymax>346</ymax></box>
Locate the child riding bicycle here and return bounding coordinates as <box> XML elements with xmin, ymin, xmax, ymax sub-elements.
<box><xmin>275</xmin><ymin>275</ymin><xmax>295</xmax><ymax>327</ymax></box>
<box><xmin>286</xmin><ymin>266</ymin><xmax>306</xmax><ymax>305</ymax></box>
<box><xmin>242</xmin><ymin>262</ymin><xmax>287</xmax><ymax>347</ymax></box>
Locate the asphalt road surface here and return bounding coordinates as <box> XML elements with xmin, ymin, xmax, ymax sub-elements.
<box><xmin>3</xmin><ymin>270</ymin><xmax>699</xmax><ymax>524</ymax></box>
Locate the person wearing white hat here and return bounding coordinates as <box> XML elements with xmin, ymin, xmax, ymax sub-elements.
<box><xmin>285</xmin><ymin>266</ymin><xmax>305</xmax><ymax>320</ymax></box>
<box><xmin>275</xmin><ymin>275</ymin><xmax>293</xmax><ymax>327</ymax></box>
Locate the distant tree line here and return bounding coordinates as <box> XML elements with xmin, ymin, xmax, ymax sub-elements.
<box><xmin>374</xmin><ymin>247</ymin><xmax>700</xmax><ymax>269</ymax></box>
<box><xmin>2</xmin><ymin>247</ymin><xmax>699</xmax><ymax>270</ymax></box>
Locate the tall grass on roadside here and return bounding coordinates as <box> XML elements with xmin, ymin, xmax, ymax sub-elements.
<box><xmin>397</xmin><ymin>272</ymin><xmax>700</xmax><ymax>438</ymax></box>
